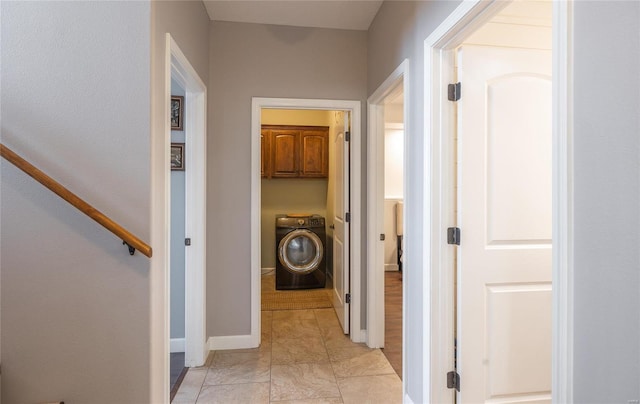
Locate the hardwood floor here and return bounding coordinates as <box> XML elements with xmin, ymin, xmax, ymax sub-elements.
<box><xmin>382</xmin><ymin>270</ymin><xmax>403</xmax><ymax>379</ymax></box>
<box><xmin>170</xmin><ymin>352</ymin><xmax>187</xmax><ymax>401</ymax></box>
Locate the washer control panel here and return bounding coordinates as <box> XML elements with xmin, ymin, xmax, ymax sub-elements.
<box><xmin>276</xmin><ymin>215</ymin><xmax>325</xmax><ymax>229</ymax></box>
<box><xmin>308</xmin><ymin>217</ymin><xmax>325</xmax><ymax>227</ymax></box>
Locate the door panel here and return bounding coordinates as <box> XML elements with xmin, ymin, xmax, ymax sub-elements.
<box><xmin>271</xmin><ymin>130</ymin><xmax>299</xmax><ymax>177</ymax></box>
<box><xmin>332</xmin><ymin>113</ymin><xmax>350</xmax><ymax>333</ymax></box>
<box><xmin>457</xmin><ymin>45</ymin><xmax>552</xmax><ymax>403</ymax></box>
<box><xmin>486</xmin><ymin>75</ymin><xmax>552</xmax><ymax>245</ymax></box>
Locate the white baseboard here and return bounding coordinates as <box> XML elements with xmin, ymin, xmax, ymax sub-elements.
<box><xmin>385</xmin><ymin>263</ymin><xmax>399</xmax><ymax>272</ymax></box>
<box><xmin>261</xmin><ymin>267</ymin><xmax>275</xmax><ymax>275</ymax></box>
<box><xmin>208</xmin><ymin>334</ymin><xmax>258</xmax><ymax>351</ymax></box>
<box><xmin>170</xmin><ymin>338</ymin><xmax>185</xmax><ymax>353</ymax></box>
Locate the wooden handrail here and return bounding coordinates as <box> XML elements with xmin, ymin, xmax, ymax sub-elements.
<box><xmin>1</xmin><ymin>143</ymin><xmax>152</xmax><ymax>258</ymax></box>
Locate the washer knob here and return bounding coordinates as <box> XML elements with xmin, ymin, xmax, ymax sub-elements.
<box><xmin>297</xmin><ymin>219</ymin><xmax>305</xmax><ymax>225</ymax></box>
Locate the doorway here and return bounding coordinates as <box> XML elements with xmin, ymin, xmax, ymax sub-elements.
<box><xmin>367</xmin><ymin>60</ymin><xmax>408</xmax><ymax>380</ymax></box>
<box><xmin>423</xmin><ymin>1</ymin><xmax>572</xmax><ymax>402</ymax></box>
<box><xmin>166</xmin><ymin>35</ymin><xmax>208</xmax><ymax>397</ymax></box>
<box><xmin>251</xmin><ymin>98</ymin><xmax>363</xmax><ymax>346</ymax></box>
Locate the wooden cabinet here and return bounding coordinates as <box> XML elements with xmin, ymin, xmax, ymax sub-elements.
<box><xmin>300</xmin><ymin>130</ymin><xmax>328</xmax><ymax>177</ymax></box>
<box><xmin>271</xmin><ymin>129</ymin><xmax>300</xmax><ymax>177</ymax></box>
<box><xmin>261</xmin><ymin>125</ymin><xmax>328</xmax><ymax>179</ymax></box>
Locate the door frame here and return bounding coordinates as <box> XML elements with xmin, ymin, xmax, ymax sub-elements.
<box><xmin>250</xmin><ymin>97</ymin><xmax>363</xmax><ymax>344</ymax></box>
<box><xmin>169</xmin><ymin>37</ymin><xmax>208</xmax><ymax>369</ymax></box>
<box><xmin>366</xmin><ymin>58</ymin><xmax>409</xmax><ymax>350</ymax></box>
<box><xmin>150</xmin><ymin>34</ymin><xmax>208</xmax><ymax>403</ymax></box>
<box><xmin>423</xmin><ymin>1</ymin><xmax>573</xmax><ymax>403</ymax></box>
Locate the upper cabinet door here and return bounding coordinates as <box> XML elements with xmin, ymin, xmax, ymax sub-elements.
<box><xmin>271</xmin><ymin>130</ymin><xmax>300</xmax><ymax>178</ymax></box>
<box><xmin>300</xmin><ymin>130</ymin><xmax>328</xmax><ymax>178</ymax></box>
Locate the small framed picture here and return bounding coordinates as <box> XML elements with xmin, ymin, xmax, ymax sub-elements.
<box><xmin>171</xmin><ymin>143</ymin><xmax>185</xmax><ymax>171</ymax></box>
<box><xmin>171</xmin><ymin>96</ymin><xmax>184</xmax><ymax>131</ymax></box>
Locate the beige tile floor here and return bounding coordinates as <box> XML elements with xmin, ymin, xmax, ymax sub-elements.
<box><xmin>173</xmin><ymin>308</ymin><xmax>402</xmax><ymax>403</ymax></box>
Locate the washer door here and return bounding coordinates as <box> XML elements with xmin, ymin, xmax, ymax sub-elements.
<box><xmin>278</xmin><ymin>229</ymin><xmax>323</xmax><ymax>275</ymax></box>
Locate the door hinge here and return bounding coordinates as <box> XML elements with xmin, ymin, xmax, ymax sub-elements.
<box><xmin>448</xmin><ymin>82</ymin><xmax>461</xmax><ymax>102</ymax></box>
<box><xmin>185</xmin><ymin>238</ymin><xmax>191</xmax><ymax>246</ymax></box>
<box><xmin>345</xmin><ymin>212</ymin><xmax>351</xmax><ymax>223</ymax></box>
<box><xmin>380</xmin><ymin>233</ymin><xmax>385</xmax><ymax>241</ymax></box>
<box><xmin>447</xmin><ymin>371</ymin><xmax>460</xmax><ymax>391</ymax></box>
<box><xmin>345</xmin><ymin>131</ymin><xmax>351</xmax><ymax>142</ymax></box>
<box><xmin>447</xmin><ymin>227</ymin><xmax>460</xmax><ymax>245</ymax></box>
<box><xmin>345</xmin><ymin>293</ymin><xmax>351</xmax><ymax>304</ymax></box>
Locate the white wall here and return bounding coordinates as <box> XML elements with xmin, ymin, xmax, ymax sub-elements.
<box><xmin>573</xmin><ymin>1</ymin><xmax>640</xmax><ymax>401</ymax></box>
<box><xmin>207</xmin><ymin>21</ymin><xmax>367</xmax><ymax>338</ymax></box>
<box><xmin>384</xmin><ymin>128</ymin><xmax>404</xmax><ymax>198</ymax></box>
<box><xmin>1</xmin><ymin>2</ymin><xmax>151</xmax><ymax>402</ymax></box>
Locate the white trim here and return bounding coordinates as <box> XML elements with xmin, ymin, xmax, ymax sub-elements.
<box><xmin>367</xmin><ymin>59</ymin><xmax>409</xmax><ymax>353</ymax></box>
<box><xmin>552</xmin><ymin>1</ymin><xmax>574</xmax><ymax>402</ymax></box>
<box><xmin>422</xmin><ymin>0</ymin><xmax>573</xmax><ymax>402</ymax></box>
<box><xmin>385</xmin><ymin>264</ymin><xmax>400</xmax><ymax>272</ymax></box>
<box><xmin>208</xmin><ymin>335</ymin><xmax>257</xmax><ymax>351</ymax></box>
<box><xmin>170</xmin><ymin>338</ymin><xmax>185</xmax><ymax>353</ymax></box>
<box><xmin>403</xmin><ymin>393</ymin><xmax>415</xmax><ymax>404</ymax></box>
<box><xmin>251</xmin><ymin>97</ymin><xmax>362</xmax><ymax>345</ymax></box>
<box><xmin>169</xmin><ymin>36</ymin><xmax>208</xmax><ymax>370</ymax></box>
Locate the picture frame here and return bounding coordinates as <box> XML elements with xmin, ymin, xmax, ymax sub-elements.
<box><xmin>171</xmin><ymin>96</ymin><xmax>184</xmax><ymax>131</ymax></box>
<box><xmin>171</xmin><ymin>143</ymin><xmax>185</xmax><ymax>171</ymax></box>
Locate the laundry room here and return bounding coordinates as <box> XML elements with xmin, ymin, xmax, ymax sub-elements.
<box><xmin>260</xmin><ymin>108</ymin><xmax>344</xmax><ymax>304</ymax></box>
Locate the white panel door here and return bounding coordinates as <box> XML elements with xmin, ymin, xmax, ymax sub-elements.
<box><xmin>333</xmin><ymin>112</ymin><xmax>350</xmax><ymax>333</ymax></box>
<box><xmin>457</xmin><ymin>45</ymin><xmax>552</xmax><ymax>403</ymax></box>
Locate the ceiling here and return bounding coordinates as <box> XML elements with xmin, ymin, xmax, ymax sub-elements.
<box><xmin>202</xmin><ymin>0</ymin><xmax>384</xmax><ymax>31</ymax></box>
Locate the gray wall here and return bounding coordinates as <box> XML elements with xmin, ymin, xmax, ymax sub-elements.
<box><xmin>1</xmin><ymin>2</ymin><xmax>151</xmax><ymax>402</ymax></box>
<box><xmin>208</xmin><ymin>21</ymin><xmax>367</xmax><ymax>336</ymax></box>
<box><xmin>573</xmin><ymin>1</ymin><xmax>640</xmax><ymax>401</ymax></box>
<box><xmin>171</xmin><ymin>79</ymin><xmax>186</xmax><ymax>341</ymax></box>
<box><xmin>0</xmin><ymin>0</ymin><xmax>210</xmax><ymax>401</ymax></box>
<box><xmin>367</xmin><ymin>1</ymin><xmax>461</xmax><ymax>401</ymax></box>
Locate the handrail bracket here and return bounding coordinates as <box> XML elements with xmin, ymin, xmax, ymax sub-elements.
<box><xmin>123</xmin><ymin>241</ymin><xmax>136</xmax><ymax>256</ymax></box>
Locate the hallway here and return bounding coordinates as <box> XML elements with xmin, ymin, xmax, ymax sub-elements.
<box><xmin>172</xmin><ymin>308</ymin><xmax>402</xmax><ymax>403</ymax></box>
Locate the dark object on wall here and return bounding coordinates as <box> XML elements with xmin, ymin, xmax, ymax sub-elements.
<box><xmin>171</xmin><ymin>143</ymin><xmax>185</xmax><ymax>171</ymax></box>
<box><xmin>171</xmin><ymin>95</ymin><xmax>184</xmax><ymax>131</ymax></box>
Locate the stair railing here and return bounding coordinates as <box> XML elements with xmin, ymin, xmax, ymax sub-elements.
<box><xmin>1</xmin><ymin>143</ymin><xmax>152</xmax><ymax>258</ymax></box>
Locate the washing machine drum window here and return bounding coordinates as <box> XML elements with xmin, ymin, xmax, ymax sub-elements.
<box><xmin>278</xmin><ymin>229</ymin><xmax>323</xmax><ymax>274</ymax></box>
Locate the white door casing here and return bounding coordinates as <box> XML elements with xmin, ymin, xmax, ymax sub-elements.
<box><xmin>366</xmin><ymin>59</ymin><xmax>409</xmax><ymax>350</ymax></box>
<box><xmin>251</xmin><ymin>98</ymin><xmax>363</xmax><ymax>345</ymax></box>
<box><xmin>456</xmin><ymin>44</ymin><xmax>552</xmax><ymax>403</ymax></box>
<box><xmin>422</xmin><ymin>2</ymin><xmax>573</xmax><ymax>403</ymax></box>
<box><xmin>333</xmin><ymin>113</ymin><xmax>350</xmax><ymax>333</ymax></box>
<box><xmin>170</xmin><ymin>35</ymin><xmax>208</xmax><ymax>369</ymax></box>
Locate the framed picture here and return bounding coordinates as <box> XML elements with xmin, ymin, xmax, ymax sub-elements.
<box><xmin>171</xmin><ymin>143</ymin><xmax>185</xmax><ymax>171</ymax></box>
<box><xmin>171</xmin><ymin>96</ymin><xmax>184</xmax><ymax>131</ymax></box>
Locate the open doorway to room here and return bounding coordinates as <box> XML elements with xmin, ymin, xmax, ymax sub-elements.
<box><xmin>250</xmin><ymin>98</ymin><xmax>363</xmax><ymax>348</ymax></box>
<box><xmin>259</xmin><ymin>108</ymin><xmax>338</xmax><ymax>305</ymax></box>
<box><xmin>424</xmin><ymin>1</ymin><xmax>559</xmax><ymax>402</ymax></box>
<box><xmin>367</xmin><ymin>60</ymin><xmax>408</xmax><ymax>381</ymax></box>
<box><xmin>164</xmin><ymin>35</ymin><xmax>208</xmax><ymax>401</ymax></box>
<box><xmin>380</xmin><ymin>87</ymin><xmax>405</xmax><ymax>378</ymax></box>
<box><xmin>169</xmin><ymin>78</ymin><xmax>188</xmax><ymax>397</ymax></box>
